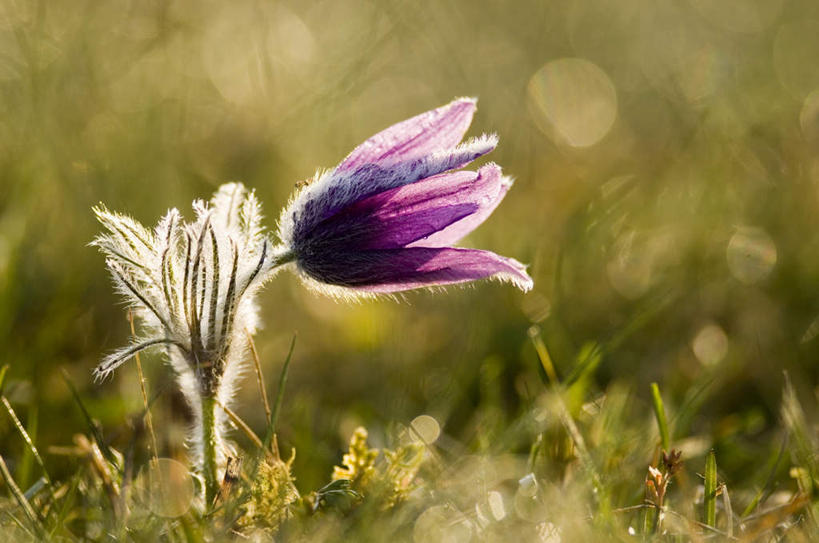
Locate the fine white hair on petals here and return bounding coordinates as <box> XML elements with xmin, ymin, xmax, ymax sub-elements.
<box><xmin>93</xmin><ymin>182</ymin><xmax>276</xmax><ymax>481</ymax></box>
<box><xmin>275</xmin><ymin>98</ymin><xmax>532</xmax><ymax>297</ymax></box>
<box><xmin>292</xmin><ymin>258</ymin><xmax>534</xmax><ymax>301</ymax></box>
<box><xmin>94</xmin><ymin>337</ymin><xmax>184</xmax><ymax>382</ymax></box>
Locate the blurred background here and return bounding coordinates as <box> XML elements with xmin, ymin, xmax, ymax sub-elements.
<box><xmin>1</xmin><ymin>0</ymin><xmax>819</xmax><ymax>497</ymax></box>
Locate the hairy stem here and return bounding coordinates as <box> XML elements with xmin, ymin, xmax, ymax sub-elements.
<box><xmin>269</xmin><ymin>247</ymin><xmax>296</xmax><ymax>269</ymax></box>
<box><xmin>201</xmin><ymin>393</ymin><xmax>219</xmax><ymax>506</ymax></box>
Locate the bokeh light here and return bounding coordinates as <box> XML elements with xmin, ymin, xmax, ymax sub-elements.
<box><xmin>726</xmin><ymin>227</ymin><xmax>777</xmax><ymax>285</ymax></box>
<box><xmin>410</xmin><ymin>414</ymin><xmax>441</xmax><ymax>444</ymax></box>
<box><xmin>135</xmin><ymin>458</ymin><xmax>195</xmax><ymax>518</ymax></box>
<box><xmin>527</xmin><ymin>58</ymin><xmax>617</xmax><ymax>148</ymax></box>
<box><xmin>691</xmin><ymin>323</ymin><xmax>729</xmax><ymax>366</ymax></box>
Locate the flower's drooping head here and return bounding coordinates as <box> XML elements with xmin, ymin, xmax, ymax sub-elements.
<box><xmin>276</xmin><ymin>98</ymin><xmax>533</xmax><ymax>297</ymax></box>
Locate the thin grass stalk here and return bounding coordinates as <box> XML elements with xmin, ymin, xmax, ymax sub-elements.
<box><xmin>247</xmin><ymin>335</ymin><xmax>297</xmax><ymax>480</ymax></box>
<box><xmin>527</xmin><ymin>326</ymin><xmax>558</xmax><ymax>385</ymax></box>
<box><xmin>722</xmin><ymin>483</ymin><xmax>734</xmax><ymax>537</ymax></box>
<box><xmin>643</xmin><ymin>505</ymin><xmax>657</xmax><ymax>536</ymax></box>
<box><xmin>267</xmin><ymin>334</ymin><xmax>297</xmax><ymax>447</ymax></box>
<box><xmin>216</xmin><ymin>398</ymin><xmax>264</xmax><ymax>450</ymax></box>
<box><xmin>16</xmin><ymin>404</ymin><xmax>36</xmax><ymax>490</ymax></box>
<box><xmin>50</xmin><ymin>477</ymin><xmax>79</xmax><ymax>539</ymax></box>
<box><xmin>3</xmin><ymin>511</ymin><xmax>35</xmax><ymax>540</ymax></box>
<box><xmin>705</xmin><ymin>449</ymin><xmax>718</xmax><ymax>528</ymax></box>
<box><xmin>61</xmin><ymin>369</ymin><xmax>121</xmax><ymax>472</ymax></box>
<box><xmin>246</xmin><ymin>328</ymin><xmax>271</xmax><ymax>423</ymax></box>
<box><xmin>0</xmin><ymin>364</ymin><xmax>8</xmax><ymax>391</ymax></box>
<box><xmin>0</xmin><ymin>453</ymin><xmax>44</xmax><ymax>539</ymax></box>
<box><xmin>0</xmin><ymin>397</ymin><xmax>52</xmax><ymax>489</ymax></box>
<box><xmin>527</xmin><ymin>328</ymin><xmax>605</xmax><ymax>503</ymax></box>
<box><xmin>74</xmin><ymin>434</ymin><xmax>122</xmax><ymax>518</ymax></box>
<box><xmin>129</xmin><ymin>311</ymin><xmax>160</xmax><ymax>470</ymax></box>
<box><xmin>741</xmin><ymin>433</ymin><xmax>788</xmax><ymax>518</ymax></box>
<box><xmin>650</xmin><ymin>382</ymin><xmax>670</xmax><ymax>452</ymax></box>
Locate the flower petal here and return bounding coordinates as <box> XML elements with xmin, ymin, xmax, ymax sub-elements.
<box><xmin>282</xmin><ymin>135</ymin><xmax>497</xmax><ymax>246</ymax></box>
<box><xmin>407</xmin><ymin>163</ymin><xmax>511</xmax><ymax>247</ymax></box>
<box><xmin>297</xmin><ymin>247</ymin><xmax>533</xmax><ymax>293</ymax></box>
<box><xmin>332</xmin><ymin>133</ymin><xmax>497</xmax><ymax>212</ymax></box>
<box><xmin>305</xmin><ymin>163</ymin><xmax>509</xmax><ymax>251</ymax></box>
<box><xmin>336</xmin><ymin>97</ymin><xmax>477</xmax><ymax>172</ymax></box>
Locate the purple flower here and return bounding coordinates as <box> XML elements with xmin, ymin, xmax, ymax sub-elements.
<box><xmin>276</xmin><ymin>98</ymin><xmax>533</xmax><ymax>296</ymax></box>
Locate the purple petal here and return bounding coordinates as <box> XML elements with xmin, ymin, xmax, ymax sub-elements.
<box><xmin>306</xmin><ymin>171</ymin><xmax>477</xmax><ymax>250</ymax></box>
<box><xmin>298</xmin><ymin>247</ymin><xmax>533</xmax><ymax>292</ymax></box>
<box><xmin>336</xmin><ymin>97</ymin><xmax>477</xmax><ymax>172</ymax></box>
<box><xmin>309</xmin><ymin>163</ymin><xmax>507</xmax><ymax>250</ymax></box>
<box><xmin>407</xmin><ymin>134</ymin><xmax>498</xmax><ymax>183</ymax></box>
<box><xmin>335</xmin><ymin>134</ymin><xmax>498</xmax><ymax>203</ymax></box>
<box><xmin>407</xmin><ymin>163</ymin><xmax>511</xmax><ymax>247</ymax></box>
<box><xmin>287</xmin><ymin>136</ymin><xmax>498</xmax><ymax>245</ymax></box>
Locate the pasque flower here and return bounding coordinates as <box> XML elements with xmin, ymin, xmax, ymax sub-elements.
<box><xmin>276</xmin><ymin>97</ymin><xmax>533</xmax><ymax>296</ymax></box>
<box><xmin>93</xmin><ymin>98</ymin><xmax>532</xmax><ymax>505</ymax></box>
<box><xmin>92</xmin><ymin>183</ymin><xmax>286</xmax><ymax>502</ymax></box>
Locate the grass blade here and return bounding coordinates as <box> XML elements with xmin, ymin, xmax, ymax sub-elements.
<box><xmin>216</xmin><ymin>398</ymin><xmax>263</xmax><ymax>449</ymax></box>
<box><xmin>16</xmin><ymin>402</ymin><xmax>38</xmax><ymax>489</ymax></box>
<box><xmin>527</xmin><ymin>328</ymin><xmax>605</xmax><ymax>504</ymax></box>
<box><xmin>60</xmin><ymin>369</ymin><xmax>121</xmax><ymax>473</ymax></box>
<box><xmin>0</xmin><ymin>364</ymin><xmax>8</xmax><ymax>392</ymax></box>
<box><xmin>129</xmin><ymin>311</ymin><xmax>160</xmax><ymax>469</ymax></box>
<box><xmin>246</xmin><ymin>328</ymin><xmax>272</xmax><ymax>423</ymax></box>
<box><xmin>3</xmin><ymin>511</ymin><xmax>35</xmax><ymax>540</ymax></box>
<box><xmin>527</xmin><ymin>326</ymin><xmax>558</xmax><ymax>386</ymax></box>
<box><xmin>704</xmin><ymin>449</ymin><xmax>717</xmax><ymax>528</ymax></box>
<box><xmin>650</xmin><ymin>382</ymin><xmax>670</xmax><ymax>452</ymax></box>
<box><xmin>263</xmin><ymin>333</ymin><xmax>297</xmax><ymax>452</ymax></box>
<box><xmin>722</xmin><ymin>482</ymin><xmax>733</xmax><ymax>537</ymax></box>
<box><xmin>781</xmin><ymin>373</ymin><xmax>818</xmax><ymax>480</ymax></box>
<box><xmin>1</xmin><ymin>397</ymin><xmax>51</xmax><ymax>487</ymax></box>
<box><xmin>741</xmin><ymin>432</ymin><xmax>788</xmax><ymax>518</ymax></box>
<box><xmin>0</xmin><ymin>453</ymin><xmax>45</xmax><ymax>539</ymax></box>
<box><xmin>49</xmin><ymin>476</ymin><xmax>80</xmax><ymax>539</ymax></box>
<box><xmin>643</xmin><ymin>503</ymin><xmax>657</xmax><ymax>535</ymax></box>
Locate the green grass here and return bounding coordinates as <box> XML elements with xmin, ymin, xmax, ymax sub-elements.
<box><xmin>3</xmin><ymin>0</ymin><xmax>819</xmax><ymax>540</ymax></box>
<box><xmin>3</xmin><ymin>357</ymin><xmax>818</xmax><ymax>540</ymax></box>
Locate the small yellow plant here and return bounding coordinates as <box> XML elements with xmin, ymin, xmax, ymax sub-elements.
<box><xmin>332</xmin><ymin>427</ymin><xmax>379</xmax><ymax>491</ymax></box>
<box><xmin>331</xmin><ymin>426</ymin><xmax>424</xmax><ymax>509</ymax></box>
<box><xmin>240</xmin><ymin>452</ymin><xmax>300</xmax><ymax>532</ymax></box>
